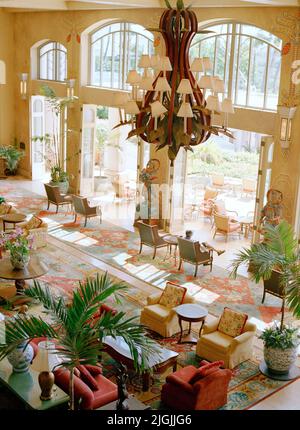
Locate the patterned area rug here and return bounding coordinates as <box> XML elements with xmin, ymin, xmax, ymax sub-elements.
<box><xmin>0</xmin><ymin>179</ymin><xmax>291</xmax><ymax>324</ymax></box>
<box><xmin>0</xmin><ymin>232</ymin><xmax>298</xmax><ymax>410</ymax></box>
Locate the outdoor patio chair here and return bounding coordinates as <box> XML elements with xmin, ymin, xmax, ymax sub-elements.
<box><xmin>213</xmin><ymin>213</ymin><xmax>242</xmax><ymax>242</ymax></box>
<box><xmin>197</xmin><ymin>187</ymin><xmax>219</xmax><ymax>223</ymax></box>
<box><xmin>177</xmin><ymin>237</ymin><xmax>213</xmax><ymax>277</ymax></box>
<box><xmin>211</xmin><ymin>174</ymin><xmax>225</xmax><ymax>190</ymax></box>
<box><xmin>44</xmin><ymin>183</ymin><xmax>73</xmax><ymax>213</ymax></box>
<box><xmin>136</xmin><ymin>221</ymin><xmax>168</xmax><ymax>259</ymax></box>
<box><xmin>241</xmin><ymin>178</ymin><xmax>256</xmax><ymax>198</ymax></box>
<box><xmin>72</xmin><ymin>195</ymin><xmax>102</xmax><ymax>227</ymax></box>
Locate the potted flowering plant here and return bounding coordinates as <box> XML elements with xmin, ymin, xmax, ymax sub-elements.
<box><xmin>0</xmin><ymin>227</ymin><xmax>34</xmax><ymax>269</ymax></box>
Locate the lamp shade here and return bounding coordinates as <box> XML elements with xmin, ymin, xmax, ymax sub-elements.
<box><xmin>221</xmin><ymin>98</ymin><xmax>235</xmax><ymax>114</ymax></box>
<box><xmin>206</xmin><ymin>95</ymin><xmax>221</xmax><ymax>112</ymax></box>
<box><xmin>155</xmin><ymin>76</ymin><xmax>171</xmax><ymax>92</ymax></box>
<box><xmin>151</xmin><ymin>100</ymin><xmax>167</xmax><ymax>117</ymax></box>
<box><xmin>177</xmin><ymin>78</ymin><xmax>193</xmax><ymax>94</ymax></box>
<box><xmin>31</xmin><ymin>341</ymin><xmax>60</xmax><ymax>372</ymax></box>
<box><xmin>198</xmin><ymin>75</ymin><xmax>214</xmax><ymax>90</ymax></box>
<box><xmin>114</xmin><ymin>92</ymin><xmax>130</xmax><ymax>107</ymax></box>
<box><xmin>0</xmin><ymin>60</ymin><xmax>6</xmax><ymax>85</ymax></box>
<box><xmin>213</xmin><ymin>77</ymin><xmax>225</xmax><ymax>93</ymax></box>
<box><xmin>150</xmin><ymin>54</ymin><xmax>160</xmax><ymax>69</ymax></box>
<box><xmin>139</xmin><ymin>76</ymin><xmax>154</xmax><ymax>91</ymax></box>
<box><xmin>160</xmin><ymin>56</ymin><xmax>173</xmax><ymax>72</ymax></box>
<box><xmin>126</xmin><ymin>70</ymin><xmax>141</xmax><ymax>85</ymax></box>
<box><xmin>124</xmin><ymin>100</ymin><xmax>140</xmax><ymax>115</ymax></box>
<box><xmin>138</xmin><ymin>55</ymin><xmax>152</xmax><ymax>69</ymax></box>
<box><xmin>190</xmin><ymin>58</ymin><xmax>204</xmax><ymax>73</ymax></box>
<box><xmin>177</xmin><ymin>102</ymin><xmax>194</xmax><ymax>118</ymax></box>
<box><xmin>202</xmin><ymin>57</ymin><xmax>213</xmax><ymax>72</ymax></box>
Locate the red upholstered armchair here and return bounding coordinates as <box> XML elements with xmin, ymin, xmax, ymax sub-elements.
<box><xmin>161</xmin><ymin>360</ymin><xmax>232</xmax><ymax>410</ymax></box>
<box><xmin>53</xmin><ymin>366</ymin><xmax>118</xmax><ymax>410</ymax></box>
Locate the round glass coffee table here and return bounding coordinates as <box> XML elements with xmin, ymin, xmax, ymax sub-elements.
<box><xmin>175</xmin><ymin>303</ymin><xmax>208</xmax><ymax>344</ymax></box>
<box><xmin>2</xmin><ymin>213</ymin><xmax>26</xmax><ymax>231</ymax></box>
<box><xmin>0</xmin><ymin>255</ymin><xmax>48</xmax><ymax>293</ymax></box>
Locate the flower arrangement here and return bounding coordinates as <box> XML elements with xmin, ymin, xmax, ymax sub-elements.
<box><xmin>139</xmin><ymin>167</ymin><xmax>157</xmax><ymax>188</ymax></box>
<box><xmin>0</xmin><ymin>227</ymin><xmax>34</xmax><ymax>269</ymax></box>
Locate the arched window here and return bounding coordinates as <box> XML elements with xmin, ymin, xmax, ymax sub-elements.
<box><xmin>89</xmin><ymin>22</ymin><xmax>154</xmax><ymax>90</ymax></box>
<box><xmin>38</xmin><ymin>41</ymin><xmax>67</xmax><ymax>82</ymax></box>
<box><xmin>191</xmin><ymin>22</ymin><xmax>282</xmax><ymax>111</ymax></box>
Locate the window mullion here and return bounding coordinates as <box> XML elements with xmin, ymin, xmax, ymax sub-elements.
<box><xmin>246</xmin><ymin>37</ymin><xmax>253</xmax><ymax>107</ymax></box>
<box><xmin>263</xmin><ymin>44</ymin><xmax>270</xmax><ymax>110</ymax></box>
<box><xmin>228</xmin><ymin>23</ymin><xmax>237</xmax><ymax>102</ymax></box>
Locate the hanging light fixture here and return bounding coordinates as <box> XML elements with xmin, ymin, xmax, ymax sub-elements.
<box><xmin>115</xmin><ymin>0</ymin><xmax>234</xmax><ymax>164</ymax></box>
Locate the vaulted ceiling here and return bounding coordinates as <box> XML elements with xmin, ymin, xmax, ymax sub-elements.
<box><xmin>0</xmin><ymin>0</ymin><xmax>299</xmax><ymax>12</ymax></box>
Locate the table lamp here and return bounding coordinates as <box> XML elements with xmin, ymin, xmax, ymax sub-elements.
<box><xmin>31</xmin><ymin>340</ymin><xmax>59</xmax><ymax>401</ymax></box>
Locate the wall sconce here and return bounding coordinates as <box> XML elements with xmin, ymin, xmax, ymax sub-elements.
<box><xmin>19</xmin><ymin>73</ymin><xmax>28</xmax><ymax>100</ymax></box>
<box><xmin>66</xmin><ymin>78</ymin><xmax>76</xmax><ymax>100</ymax></box>
<box><xmin>277</xmin><ymin>105</ymin><xmax>297</xmax><ymax>149</ymax></box>
<box><xmin>0</xmin><ymin>60</ymin><xmax>6</xmax><ymax>85</ymax></box>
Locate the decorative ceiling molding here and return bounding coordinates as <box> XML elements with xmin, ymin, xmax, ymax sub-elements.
<box><xmin>0</xmin><ymin>0</ymin><xmax>299</xmax><ymax>12</ymax></box>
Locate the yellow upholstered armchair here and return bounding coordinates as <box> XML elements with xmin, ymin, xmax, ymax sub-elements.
<box><xmin>19</xmin><ymin>215</ymin><xmax>48</xmax><ymax>248</ymax></box>
<box><xmin>140</xmin><ymin>283</ymin><xmax>196</xmax><ymax>338</ymax></box>
<box><xmin>196</xmin><ymin>311</ymin><xmax>256</xmax><ymax>369</ymax></box>
<box><xmin>213</xmin><ymin>213</ymin><xmax>241</xmax><ymax>242</ymax></box>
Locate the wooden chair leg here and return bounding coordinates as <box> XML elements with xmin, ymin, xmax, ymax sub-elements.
<box><xmin>153</xmin><ymin>247</ymin><xmax>157</xmax><ymax>259</ymax></box>
<box><xmin>139</xmin><ymin>242</ymin><xmax>143</xmax><ymax>254</ymax></box>
<box><xmin>56</xmin><ymin>205</ymin><xmax>59</xmax><ymax>214</ymax></box>
<box><xmin>84</xmin><ymin>217</ymin><xmax>87</xmax><ymax>227</ymax></box>
<box><xmin>194</xmin><ymin>264</ymin><xmax>198</xmax><ymax>277</ymax></box>
<box><xmin>262</xmin><ymin>289</ymin><xmax>266</xmax><ymax>303</ymax></box>
<box><xmin>47</xmin><ymin>200</ymin><xmax>50</xmax><ymax>210</ymax></box>
<box><xmin>178</xmin><ymin>259</ymin><xmax>182</xmax><ymax>271</ymax></box>
<box><xmin>74</xmin><ymin>213</ymin><xmax>77</xmax><ymax>223</ymax></box>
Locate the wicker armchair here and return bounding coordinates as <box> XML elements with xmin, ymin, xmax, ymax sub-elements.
<box><xmin>72</xmin><ymin>195</ymin><xmax>102</xmax><ymax>227</ymax></box>
<box><xmin>213</xmin><ymin>213</ymin><xmax>241</xmax><ymax>242</ymax></box>
<box><xmin>177</xmin><ymin>237</ymin><xmax>213</xmax><ymax>277</ymax></box>
<box><xmin>44</xmin><ymin>184</ymin><xmax>72</xmax><ymax>213</ymax></box>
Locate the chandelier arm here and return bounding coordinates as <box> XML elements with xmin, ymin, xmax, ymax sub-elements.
<box><xmin>165</xmin><ymin>10</ymin><xmax>181</xmax><ymax>147</ymax></box>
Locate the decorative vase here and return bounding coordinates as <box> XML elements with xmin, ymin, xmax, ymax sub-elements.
<box><xmin>49</xmin><ymin>180</ymin><xmax>69</xmax><ymax>194</ymax></box>
<box><xmin>264</xmin><ymin>345</ymin><xmax>298</xmax><ymax>374</ymax></box>
<box><xmin>7</xmin><ymin>341</ymin><xmax>34</xmax><ymax>373</ymax></box>
<box><xmin>10</xmin><ymin>251</ymin><xmax>30</xmax><ymax>270</ymax></box>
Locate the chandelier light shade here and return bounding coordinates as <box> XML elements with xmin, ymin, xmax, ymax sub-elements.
<box><xmin>221</xmin><ymin>98</ymin><xmax>235</xmax><ymax>129</ymax></box>
<box><xmin>177</xmin><ymin>79</ymin><xmax>193</xmax><ymax>94</ymax></box>
<box><xmin>126</xmin><ymin>70</ymin><xmax>141</xmax><ymax>85</ymax></box>
<box><xmin>116</xmin><ymin>0</ymin><xmax>234</xmax><ymax>164</ymax></box>
<box><xmin>190</xmin><ymin>58</ymin><xmax>204</xmax><ymax>73</ymax></box>
<box><xmin>138</xmin><ymin>55</ymin><xmax>152</xmax><ymax>69</ymax></box>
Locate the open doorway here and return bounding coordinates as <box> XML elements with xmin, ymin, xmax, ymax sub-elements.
<box><xmin>30</xmin><ymin>95</ymin><xmax>65</xmax><ymax>183</ymax></box>
<box><xmin>91</xmin><ymin>105</ymin><xmax>148</xmax><ymax>229</ymax></box>
<box><xmin>171</xmin><ymin>128</ymin><xmax>264</xmax><ymax>270</ymax></box>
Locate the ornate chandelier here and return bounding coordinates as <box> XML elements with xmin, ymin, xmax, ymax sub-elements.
<box><xmin>115</xmin><ymin>0</ymin><xmax>235</xmax><ymax>165</ymax></box>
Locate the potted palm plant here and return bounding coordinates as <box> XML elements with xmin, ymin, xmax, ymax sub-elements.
<box><xmin>0</xmin><ymin>272</ymin><xmax>158</xmax><ymax>410</ymax></box>
<box><xmin>230</xmin><ymin>220</ymin><xmax>300</xmax><ymax>375</ymax></box>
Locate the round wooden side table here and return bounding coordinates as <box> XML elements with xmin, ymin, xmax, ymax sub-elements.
<box><xmin>2</xmin><ymin>213</ymin><xmax>26</xmax><ymax>231</ymax></box>
<box><xmin>175</xmin><ymin>303</ymin><xmax>208</xmax><ymax>344</ymax></box>
<box><xmin>0</xmin><ymin>255</ymin><xmax>48</xmax><ymax>293</ymax></box>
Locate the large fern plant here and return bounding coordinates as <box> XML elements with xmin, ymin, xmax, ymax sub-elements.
<box><xmin>230</xmin><ymin>220</ymin><xmax>300</xmax><ymax>330</ymax></box>
<box><xmin>0</xmin><ymin>272</ymin><xmax>158</xmax><ymax>410</ymax></box>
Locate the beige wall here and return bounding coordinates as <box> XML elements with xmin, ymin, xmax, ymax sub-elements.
<box><xmin>8</xmin><ymin>6</ymin><xmax>300</xmax><ymax>224</ymax></box>
<box><xmin>0</xmin><ymin>9</ymin><xmax>15</xmax><ymax>147</ymax></box>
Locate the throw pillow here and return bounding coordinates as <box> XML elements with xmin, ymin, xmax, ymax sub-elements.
<box><xmin>25</xmin><ymin>215</ymin><xmax>43</xmax><ymax>230</ymax></box>
<box><xmin>0</xmin><ymin>203</ymin><xmax>12</xmax><ymax>215</ymax></box>
<box><xmin>189</xmin><ymin>361</ymin><xmax>223</xmax><ymax>384</ymax></box>
<box><xmin>84</xmin><ymin>364</ymin><xmax>102</xmax><ymax>376</ymax></box>
<box><xmin>77</xmin><ymin>364</ymin><xmax>98</xmax><ymax>391</ymax></box>
<box><xmin>218</xmin><ymin>307</ymin><xmax>248</xmax><ymax>338</ymax></box>
<box><xmin>159</xmin><ymin>282</ymin><xmax>187</xmax><ymax>309</ymax></box>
